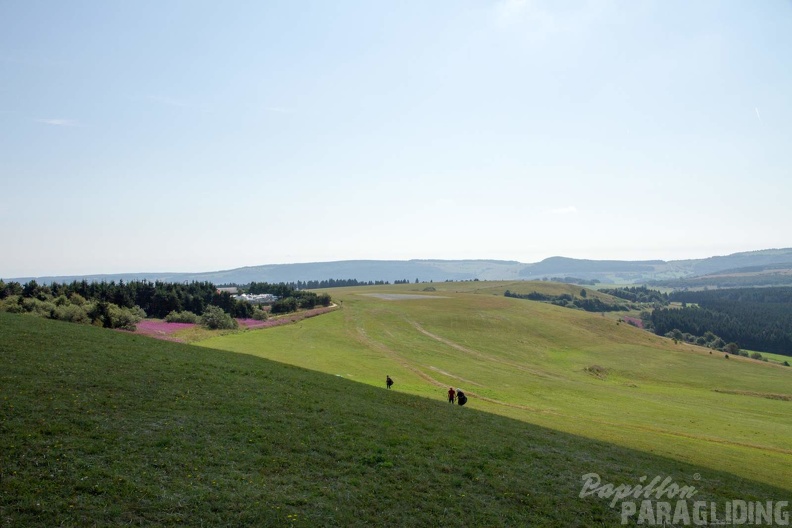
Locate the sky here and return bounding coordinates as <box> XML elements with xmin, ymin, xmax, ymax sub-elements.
<box><xmin>1</xmin><ymin>0</ymin><xmax>791</xmax><ymax>277</ymax></box>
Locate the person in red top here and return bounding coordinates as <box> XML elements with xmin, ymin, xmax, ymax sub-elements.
<box><xmin>447</xmin><ymin>387</ymin><xmax>456</xmax><ymax>403</ymax></box>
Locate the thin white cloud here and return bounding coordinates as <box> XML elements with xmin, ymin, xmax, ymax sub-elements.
<box><xmin>36</xmin><ymin>118</ymin><xmax>80</xmax><ymax>127</ymax></box>
<box><xmin>755</xmin><ymin>107</ymin><xmax>762</xmax><ymax>122</ymax></box>
<box><xmin>550</xmin><ymin>205</ymin><xmax>578</xmax><ymax>215</ymax></box>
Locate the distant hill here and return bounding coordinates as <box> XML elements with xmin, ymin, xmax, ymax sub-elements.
<box><xmin>650</xmin><ymin>262</ymin><xmax>792</xmax><ymax>289</ymax></box>
<box><xmin>673</xmin><ymin>248</ymin><xmax>792</xmax><ymax>276</ymax></box>
<box><xmin>4</xmin><ymin>259</ymin><xmax>526</xmax><ymax>285</ymax></box>
<box><xmin>6</xmin><ymin>248</ymin><xmax>792</xmax><ymax>286</ymax></box>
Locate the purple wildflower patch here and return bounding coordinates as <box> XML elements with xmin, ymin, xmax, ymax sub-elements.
<box><xmin>621</xmin><ymin>316</ymin><xmax>644</xmax><ymax>329</ymax></box>
<box><xmin>134</xmin><ymin>319</ymin><xmax>196</xmax><ymax>341</ymax></box>
<box><xmin>131</xmin><ymin>305</ymin><xmax>338</xmax><ymax>342</ymax></box>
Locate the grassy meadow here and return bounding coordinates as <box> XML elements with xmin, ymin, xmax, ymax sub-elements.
<box><xmin>198</xmin><ymin>282</ymin><xmax>792</xmax><ymax>492</ymax></box>
<box><xmin>1</xmin><ymin>281</ymin><xmax>790</xmax><ymax>526</ymax></box>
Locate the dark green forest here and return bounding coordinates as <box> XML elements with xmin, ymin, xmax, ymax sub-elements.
<box><xmin>651</xmin><ymin>287</ymin><xmax>792</xmax><ymax>356</ymax></box>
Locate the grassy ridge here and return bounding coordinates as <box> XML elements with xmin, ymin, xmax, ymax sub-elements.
<box><xmin>197</xmin><ymin>283</ymin><xmax>792</xmax><ymax>492</ymax></box>
<box><xmin>1</xmin><ymin>312</ymin><xmax>788</xmax><ymax>527</ymax></box>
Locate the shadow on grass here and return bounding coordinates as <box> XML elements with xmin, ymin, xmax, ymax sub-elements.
<box><xmin>1</xmin><ymin>313</ymin><xmax>788</xmax><ymax>527</ymax></box>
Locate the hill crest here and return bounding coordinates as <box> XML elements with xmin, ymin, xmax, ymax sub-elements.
<box><xmin>6</xmin><ymin>248</ymin><xmax>792</xmax><ymax>286</ymax></box>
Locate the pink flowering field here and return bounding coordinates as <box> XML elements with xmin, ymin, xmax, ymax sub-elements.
<box><xmin>133</xmin><ymin>305</ymin><xmax>338</xmax><ymax>342</ymax></box>
<box><xmin>134</xmin><ymin>320</ymin><xmax>196</xmax><ymax>341</ymax></box>
<box><xmin>621</xmin><ymin>316</ymin><xmax>644</xmax><ymax>328</ymax></box>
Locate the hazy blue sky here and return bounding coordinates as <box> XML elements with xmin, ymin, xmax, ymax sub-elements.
<box><xmin>2</xmin><ymin>0</ymin><xmax>790</xmax><ymax>277</ymax></box>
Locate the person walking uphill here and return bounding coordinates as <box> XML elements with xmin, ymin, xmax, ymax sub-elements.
<box><xmin>447</xmin><ymin>387</ymin><xmax>456</xmax><ymax>403</ymax></box>
<box><xmin>386</xmin><ymin>375</ymin><xmax>393</xmax><ymax>390</ymax></box>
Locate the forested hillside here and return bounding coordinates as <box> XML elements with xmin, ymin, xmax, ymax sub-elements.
<box><xmin>650</xmin><ymin>287</ymin><xmax>792</xmax><ymax>356</ymax></box>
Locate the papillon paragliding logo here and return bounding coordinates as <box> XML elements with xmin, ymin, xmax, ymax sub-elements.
<box><xmin>579</xmin><ymin>473</ymin><xmax>789</xmax><ymax>526</ymax></box>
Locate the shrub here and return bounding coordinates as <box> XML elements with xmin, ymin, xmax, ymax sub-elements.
<box><xmin>53</xmin><ymin>304</ymin><xmax>90</xmax><ymax>325</ymax></box>
<box><xmin>69</xmin><ymin>293</ymin><xmax>87</xmax><ymax>306</ymax></box>
<box><xmin>710</xmin><ymin>337</ymin><xmax>726</xmax><ymax>350</ymax></box>
<box><xmin>783</xmin><ymin>361</ymin><xmax>790</xmax><ymax>367</ymax></box>
<box><xmin>750</xmin><ymin>352</ymin><xmax>763</xmax><ymax>360</ymax></box>
<box><xmin>0</xmin><ymin>295</ymin><xmax>24</xmax><ymax>313</ymax></box>
<box><xmin>316</xmin><ymin>293</ymin><xmax>332</xmax><ymax>306</ymax></box>
<box><xmin>54</xmin><ymin>295</ymin><xmax>70</xmax><ymax>307</ymax></box>
<box><xmin>665</xmin><ymin>329</ymin><xmax>684</xmax><ymax>341</ymax></box>
<box><xmin>201</xmin><ymin>305</ymin><xmax>238</xmax><ymax>330</ymax></box>
<box><xmin>84</xmin><ymin>302</ymin><xmax>102</xmax><ymax>325</ymax></box>
<box><xmin>271</xmin><ymin>297</ymin><xmax>298</xmax><ymax>314</ymax></box>
<box><xmin>723</xmin><ymin>342</ymin><xmax>740</xmax><ymax>355</ymax></box>
<box><xmin>82</xmin><ymin>301</ymin><xmax>141</xmax><ymax>330</ymax></box>
<box><xmin>298</xmin><ymin>296</ymin><xmax>317</xmax><ymax>309</ymax></box>
<box><xmin>165</xmin><ymin>310</ymin><xmax>200</xmax><ymax>324</ymax></box>
<box><xmin>251</xmin><ymin>308</ymin><xmax>268</xmax><ymax>321</ymax></box>
<box><xmin>21</xmin><ymin>298</ymin><xmax>56</xmax><ymax>317</ymax></box>
<box><xmin>106</xmin><ymin>304</ymin><xmax>142</xmax><ymax>331</ymax></box>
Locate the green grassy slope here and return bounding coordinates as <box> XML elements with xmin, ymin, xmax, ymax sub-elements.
<box><xmin>197</xmin><ymin>283</ymin><xmax>792</xmax><ymax>492</ymax></box>
<box><xmin>1</xmin><ymin>312</ymin><xmax>788</xmax><ymax>527</ymax></box>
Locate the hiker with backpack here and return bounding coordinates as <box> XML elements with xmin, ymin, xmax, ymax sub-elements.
<box><xmin>456</xmin><ymin>389</ymin><xmax>467</xmax><ymax>406</ymax></box>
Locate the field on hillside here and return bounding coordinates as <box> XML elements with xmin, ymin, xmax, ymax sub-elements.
<box><xmin>198</xmin><ymin>282</ymin><xmax>792</xmax><ymax>492</ymax></box>
<box><xmin>1</xmin><ymin>312</ymin><xmax>790</xmax><ymax>527</ymax></box>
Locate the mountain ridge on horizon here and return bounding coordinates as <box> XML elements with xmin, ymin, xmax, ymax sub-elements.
<box><xmin>5</xmin><ymin>247</ymin><xmax>792</xmax><ymax>286</ymax></box>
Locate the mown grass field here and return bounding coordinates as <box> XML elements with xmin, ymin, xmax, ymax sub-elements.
<box><xmin>198</xmin><ymin>282</ymin><xmax>792</xmax><ymax>493</ymax></box>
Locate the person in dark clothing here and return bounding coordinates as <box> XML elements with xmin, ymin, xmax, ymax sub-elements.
<box><xmin>447</xmin><ymin>387</ymin><xmax>456</xmax><ymax>403</ymax></box>
<box><xmin>456</xmin><ymin>389</ymin><xmax>467</xmax><ymax>406</ymax></box>
<box><xmin>386</xmin><ymin>375</ymin><xmax>393</xmax><ymax>389</ymax></box>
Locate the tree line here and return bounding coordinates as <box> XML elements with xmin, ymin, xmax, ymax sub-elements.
<box><xmin>599</xmin><ymin>286</ymin><xmax>668</xmax><ymax>304</ymax></box>
<box><xmin>225</xmin><ymin>278</ymin><xmax>390</xmax><ymax>292</ymax></box>
<box><xmin>0</xmin><ymin>278</ymin><xmax>335</xmax><ymax>330</ymax></box>
<box><xmin>504</xmin><ymin>290</ymin><xmax>629</xmax><ymax>312</ymax></box>
<box><xmin>241</xmin><ymin>282</ymin><xmax>331</xmax><ymax>313</ymax></box>
<box><xmin>0</xmin><ymin>279</ymin><xmax>255</xmax><ymax>319</ymax></box>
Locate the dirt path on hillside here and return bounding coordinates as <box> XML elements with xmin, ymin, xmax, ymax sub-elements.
<box><xmin>406</xmin><ymin>319</ymin><xmax>567</xmax><ymax>382</ymax></box>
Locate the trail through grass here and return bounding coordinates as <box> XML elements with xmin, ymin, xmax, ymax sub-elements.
<box><xmin>1</xmin><ymin>312</ymin><xmax>789</xmax><ymax>527</ymax></box>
